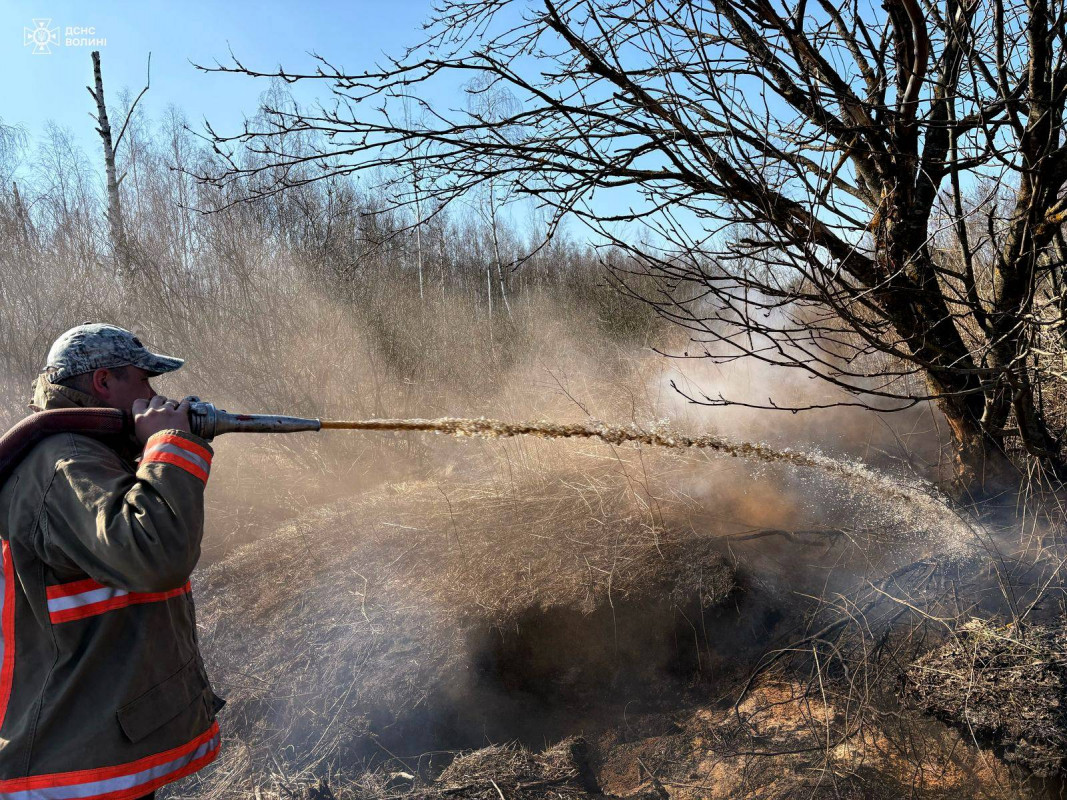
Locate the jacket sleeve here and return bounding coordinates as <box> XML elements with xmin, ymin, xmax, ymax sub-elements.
<box><xmin>41</xmin><ymin>429</ymin><xmax>214</xmax><ymax>593</ymax></box>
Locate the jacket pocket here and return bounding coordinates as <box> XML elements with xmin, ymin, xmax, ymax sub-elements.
<box><xmin>116</xmin><ymin>657</ymin><xmax>208</xmax><ymax>743</ymax></box>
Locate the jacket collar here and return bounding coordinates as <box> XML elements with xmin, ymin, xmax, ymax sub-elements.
<box><xmin>29</xmin><ymin>375</ymin><xmax>105</xmax><ymax>412</ymax></box>
<box><xmin>28</xmin><ymin>375</ymin><xmax>141</xmax><ymax>460</ymax></box>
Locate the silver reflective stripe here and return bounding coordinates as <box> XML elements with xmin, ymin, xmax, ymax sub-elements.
<box><xmin>144</xmin><ymin>443</ymin><xmax>210</xmax><ymax>474</ymax></box>
<box><xmin>2</xmin><ymin>731</ymin><xmax>220</xmax><ymax>800</ymax></box>
<box><xmin>46</xmin><ymin>587</ymin><xmax>126</xmax><ymax>613</ymax></box>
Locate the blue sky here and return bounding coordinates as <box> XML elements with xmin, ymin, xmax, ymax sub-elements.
<box><xmin>1</xmin><ymin>1</ymin><xmax>437</xmax><ymax>169</ymax></box>
<box><xmin>0</xmin><ymin>1</ymin><xmax>688</xmax><ymax>242</ymax></box>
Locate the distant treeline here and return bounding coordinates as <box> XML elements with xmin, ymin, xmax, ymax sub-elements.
<box><xmin>0</xmin><ymin>101</ymin><xmax>666</xmax><ymax>425</ymax></box>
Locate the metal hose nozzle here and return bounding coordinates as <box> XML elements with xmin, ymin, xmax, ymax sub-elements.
<box><xmin>186</xmin><ymin>399</ymin><xmax>321</xmax><ymax>441</ymax></box>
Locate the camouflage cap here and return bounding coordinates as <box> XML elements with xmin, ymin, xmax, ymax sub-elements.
<box><xmin>44</xmin><ymin>323</ymin><xmax>184</xmax><ymax>384</ymax></box>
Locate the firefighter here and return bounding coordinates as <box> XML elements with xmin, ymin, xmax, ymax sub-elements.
<box><xmin>0</xmin><ymin>323</ymin><xmax>222</xmax><ymax>800</ymax></box>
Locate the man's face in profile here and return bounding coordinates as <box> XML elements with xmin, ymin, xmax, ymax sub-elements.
<box><xmin>94</xmin><ymin>366</ymin><xmax>157</xmax><ymax>413</ymax></box>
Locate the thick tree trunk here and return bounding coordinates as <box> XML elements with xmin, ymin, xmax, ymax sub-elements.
<box><xmin>877</xmin><ymin>211</ymin><xmax>1020</xmax><ymax>494</ymax></box>
<box><xmin>932</xmin><ymin>383</ymin><xmax>1019</xmax><ymax>497</ymax></box>
<box><xmin>984</xmin><ymin>178</ymin><xmax>1067</xmax><ymax>480</ymax></box>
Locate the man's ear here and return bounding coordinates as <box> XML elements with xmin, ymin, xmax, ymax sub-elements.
<box><xmin>90</xmin><ymin>368</ymin><xmax>111</xmax><ymax>399</ymax></box>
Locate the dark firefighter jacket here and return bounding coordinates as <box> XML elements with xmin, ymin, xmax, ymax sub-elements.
<box><xmin>0</xmin><ymin>379</ymin><xmax>222</xmax><ymax>799</ymax></box>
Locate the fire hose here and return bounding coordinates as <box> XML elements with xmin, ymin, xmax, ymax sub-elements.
<box><xmin>0</xmin><ymin>398</ymin><xmax>794</xmax><ymax>481</ymax></box>
<box><xmin>0</xmin><ymin>400</ymin><xmax>956</xmax><ymax>521</ymax></box>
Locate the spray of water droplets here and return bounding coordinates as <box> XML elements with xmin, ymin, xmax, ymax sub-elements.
<box><xmin>320</xmin><ymin>416</ymin><xmax>979</xmax><ymax>555</ymax></box>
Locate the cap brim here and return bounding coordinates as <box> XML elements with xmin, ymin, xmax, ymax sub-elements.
<box><xmin>136</xmin><ymin>352</ymin><xmax>184</xmax><ymax>377</ymax></box>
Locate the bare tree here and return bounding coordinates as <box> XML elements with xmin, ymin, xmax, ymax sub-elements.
<box><xmin>401</xmin><ymin>98</ymin><xmax>428</xmax><ymax>301</ymax></box>
<box><xmin>189</xmin><ymin>0</ymin><xmax>1067</xmax><ymax>493</ymax></box>
<box><xmin>467</xmin><ymin>73</ymin><xmax>520</xmax><ymax>318</ymax></box>
<box><xmin>88</xmin><ymin>51</ymin><xmax>150</xmax><ymax>277</ymax></box>
<box><xmin>0</xmin><ymin>119</ymin><xmax>30</xmax><ymax>247</ymax></box>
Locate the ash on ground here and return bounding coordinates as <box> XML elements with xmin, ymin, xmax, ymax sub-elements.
<box><xmin>903</xmin><ymin>618</ymin><xmax>1067</xmax><ymax>778</ymax></box>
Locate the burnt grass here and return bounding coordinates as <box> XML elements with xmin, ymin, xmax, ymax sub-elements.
<box><xmin>903</xmin><ymin>619</ymin><xmax>1067</xmax><ymax>779</ymax></box>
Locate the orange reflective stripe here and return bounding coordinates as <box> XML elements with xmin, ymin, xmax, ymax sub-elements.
<box><xmin>144</xmin><ymin>433</ymin><xmax>212</xmax><ymax>464</ymax></box>
<box><xmin>46</xmin><ymin>577</ymin><xmax>106</xmax><ymax>600</ymax></box>
<box><xmin>49</xmin><ymin>584</ymin><xmax>191</xmax><ymax>624</ymax></box>
<box><xmin>0</xmin><ymin>721</ymin><xmax>220</xmax><ymax>798</ymax></box>
<box><xmin>141</xmin><ymin>451</ymin><xmax>209</xmax><ymax>483</ymax></box>
<box><xmin>46</xmin><ymin>580</ymin><xmax>191</xmax><ymax>624</ymax></box>
<box><xmin>142</xmin><ymin>432</ymin><xmax>212</xmax><ymax>483</ymax></box>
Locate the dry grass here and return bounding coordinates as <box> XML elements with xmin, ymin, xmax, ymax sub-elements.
<box><xmin>182</xmin><ymin>445</ymin><xmax>736</xmax><ymax>799</ymax></box>
<box><xmin>589</xmin><ymin>681</ymin><xmax>1024</xmax><ymax>799</ymax></box>
<box><xmin>174</xmin><ymin>431</ymin><xmax>1055</xmax><ymax>800</ymax></box>
<box><xmin>416</xmin><ymin>738</ymin><xmax>596</xmax><ymax>798</ymax></box>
